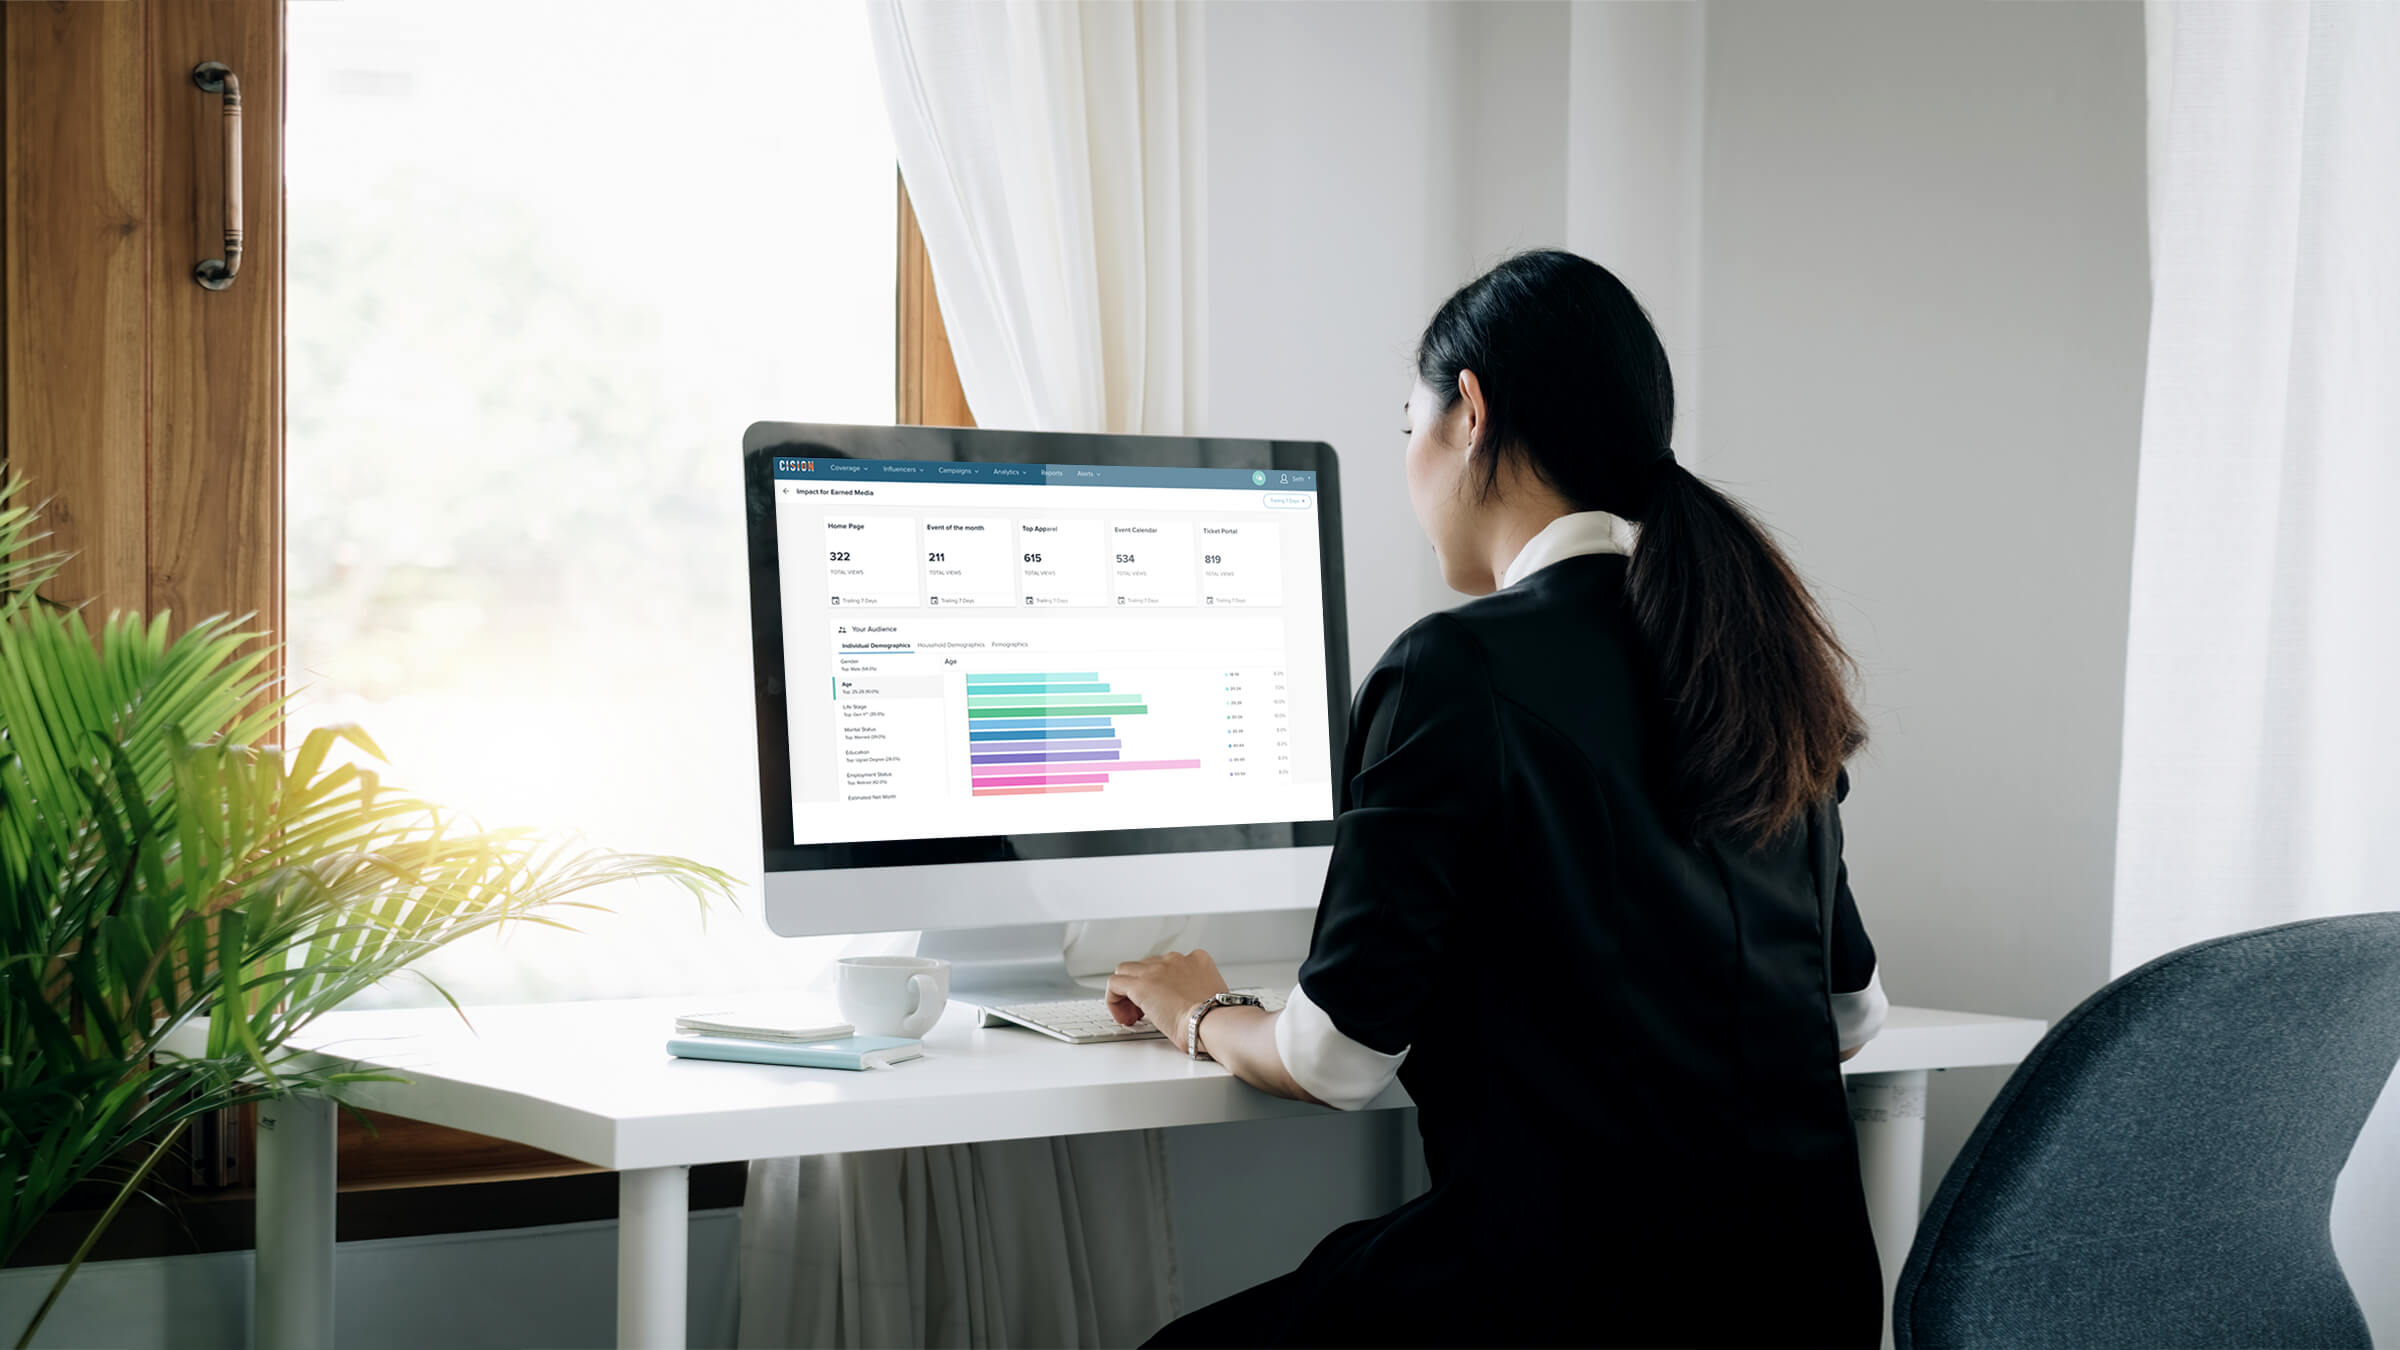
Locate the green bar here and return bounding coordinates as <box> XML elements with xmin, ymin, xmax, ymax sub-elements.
<box><xmin>969</xmin><ymin>704</ymin><xmax>1150</xmax><ymax>719</ymax></box>
<box><xmin>966</xmin><ymin>672</ymin><xmax>1099</xmax><ymax>685</ymax></box>
<box><xmin>964</xmin><ymin>683</ymin><xmax>1110</xmax><ymax>696</ymax></box>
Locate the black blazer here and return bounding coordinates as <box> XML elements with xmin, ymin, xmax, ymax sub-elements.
<box><xmin>1282</xmin><ymin>551</ymin><xmax>1882</xmax><ymax>1348</ymax></box>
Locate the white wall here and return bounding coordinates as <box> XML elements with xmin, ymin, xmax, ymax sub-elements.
<box><xmin>1565</xmin><ymin>0</ymin><xmax>1708</xmax><ymax>459</ymax></box>
<box><xmin>1195</xmin><ymin>0</ymin><xmax>1464</xmax><ymax>676</ymax></box>
<box><xmin>1697</xmin><ymin>0</ymin><xmax>2150</xmax><ymax>1191</ymax></box>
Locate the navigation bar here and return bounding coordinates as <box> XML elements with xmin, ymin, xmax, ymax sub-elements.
<box><xmin>771</xmin><ymin>457</ymin><xmax>1318</xmax><ymax>492</ymax></box>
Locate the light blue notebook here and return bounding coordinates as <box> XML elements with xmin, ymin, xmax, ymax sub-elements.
<box><xmin>666</xmin><ymin>1034</ymin><xmax>924</xmax><ymax>1071</ymax></box>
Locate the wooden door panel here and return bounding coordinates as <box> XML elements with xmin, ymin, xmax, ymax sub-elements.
<box><xmin>143</xmin><ymin>0</ymin><xmax>282</xmax><ymax>638</ymax></box>
<box><xmin>2</xmin><ymin>0</ymin><xmax>151</xmax><ymax>615</ymax></box>
<box><xmin>898</xmin><ymin>174</ymin><xmax>974</xmax><ymax>428</ymax></box>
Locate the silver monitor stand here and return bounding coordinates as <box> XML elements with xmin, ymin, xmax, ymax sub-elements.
<box><xmin>919</xmin><ymin>922</ymin><xmax>1090</xmax><ymax>1023</ymax></box>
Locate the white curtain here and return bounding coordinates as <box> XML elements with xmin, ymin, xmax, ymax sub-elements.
<box><xmin>738</xmin><ymin>1133</ymin><xmax>1180</xmax><ymax>1348</ymax></box>
<box><xmin>738</xmin><ymin>4</ymin><xmax>1206</xmax><ymax>1345</ymax></box>
<box><xmin>2116</xmin><ymin>1</ymin><xmax>2400</xmax><ymax>1337</ymax></box>
<box><xmin>869</xmin><ymin>0</ymin><xmax>1203</xmax><ymax>436</ymax></box>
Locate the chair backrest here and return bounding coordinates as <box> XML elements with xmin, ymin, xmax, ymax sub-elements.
<box><xmin>1894</xmin><ymin>912</ymin><xmax>2400</xmax><ymax>1350</ymax></box>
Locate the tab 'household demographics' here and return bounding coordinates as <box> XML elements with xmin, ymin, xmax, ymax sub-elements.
<box><xmin>964</xmin><ymin>673</ymin><xmax>1202</xmax><ymax>796</ymax></box>
<box><xmin>772</xmin><ymin>458</ymin><xmax>1337</xmax><ymax>845</ymax></box>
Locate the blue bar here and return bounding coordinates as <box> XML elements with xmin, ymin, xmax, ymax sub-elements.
<box><xmin>971</xmin><ymin>750</ymin><xmax>1123</xmax><ymax>766</ymax></box>
<box><xmin>771</xmin><ymin>457</ymin><xmax>1319</xmax><ymax>492</ymax></box>
<box><xmin>968</xmin><ymin>726</ymin><xmax>1116</xmax><ymax>742</ymax></box>
<box><xmin>971</xmin><ymin>738</ymin><xmax>1122</xmax><ymax>755</ymax></box>
<box><xmin>963</xmin><ymin>716</ymin><xmax>1110</xmax><ymax>732</ymax></box>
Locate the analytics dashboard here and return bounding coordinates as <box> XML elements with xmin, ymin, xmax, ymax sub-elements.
<box><xmin>769</xmin><ymin>457</ymin><xmax>1339</xmax><ymax>845</ymax></box>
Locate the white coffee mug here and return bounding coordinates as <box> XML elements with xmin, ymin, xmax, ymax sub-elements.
<box><xmin>837</xmin><ymin>956</ymin><xmax>951</xmax><ymax>1038</ymax></box>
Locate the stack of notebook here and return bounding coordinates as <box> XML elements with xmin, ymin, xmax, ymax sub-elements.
<box><xmin>667</xmin><ymin>1003</ymin><xmax>925</xmax><ymax>1071</ymax></box>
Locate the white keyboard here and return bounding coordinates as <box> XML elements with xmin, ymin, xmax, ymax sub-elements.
<box><xmin>986</xmin><ymin>988</ymin><xmax>1287</xmax><ymax>1045</ymax></box>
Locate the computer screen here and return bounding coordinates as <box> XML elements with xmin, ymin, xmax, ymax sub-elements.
<box><xmin>745</xmin><ymin>424</ymin><xmax>1346</xmax><ymax>884</ymax></box>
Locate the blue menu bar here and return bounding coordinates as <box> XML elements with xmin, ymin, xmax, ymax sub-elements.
<box><xmin>771</xmin><ymin>457</ymin><xmax>1317</xmax><ymax>492</ymax></box>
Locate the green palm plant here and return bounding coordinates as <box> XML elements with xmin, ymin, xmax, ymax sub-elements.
<box><xmin>0</xmin><ymin>483</ymin><xmax>736</xmax><ymax>1346</ymax></box>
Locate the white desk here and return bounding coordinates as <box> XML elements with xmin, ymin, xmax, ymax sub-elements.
<box><xmin>225</xmin><ymin>982</ymin><xmax>2044</xmax><ymax>1350</ymax></box>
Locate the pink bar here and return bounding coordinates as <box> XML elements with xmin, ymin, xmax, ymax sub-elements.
<box><xmin>969</xmin><ymin>772</ymin><xmax>1110</xmax><ymax>788</ymax></box>
<box><xmin>973</xmin><ymin>784</ymin><xmax>1107</xmax><ymax>797</ymax></box>
<box><xmin>968</xmin><ymin>759</ymin><xmax>1200</xmax><ymax>786</ymax></box>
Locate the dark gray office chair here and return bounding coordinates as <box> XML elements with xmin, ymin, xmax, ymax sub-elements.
<box><xmin>1893</xmin><ymin>912</ymin><xmax>2400</xmax><ymax>1350</ymax></box>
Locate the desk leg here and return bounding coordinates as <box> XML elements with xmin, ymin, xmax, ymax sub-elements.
<box><xmin>255</xmin><ymin>1096</ymin><xmax>336</xmax><ymax>1350</ymax></box>
<box><xmin>1849</xmin><ymin>1069</ymin><xmax>1929</xmax><ymax>1350</ymax></box>
<box><xmin>618</xmin><ymin>1166</ymin><xmax>689</xmax><ymax>1350</ymax></box>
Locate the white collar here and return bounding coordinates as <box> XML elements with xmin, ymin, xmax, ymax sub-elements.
<box><xmin>1499</xmin><ymin>511</ymin><xmax>1634</xmax><ymax>589</ymax></box>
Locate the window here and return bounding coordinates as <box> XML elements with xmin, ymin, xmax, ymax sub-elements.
<box><xmin>287</xmin><ymin>1</ymin><xmax>903</xmax><ymax>1007</ymax></box>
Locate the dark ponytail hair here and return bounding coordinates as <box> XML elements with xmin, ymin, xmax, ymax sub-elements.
<box><xmin>1416</xmin><ymin>249</ymin><xmax>1865</xmax><ymax>846</ymax></box>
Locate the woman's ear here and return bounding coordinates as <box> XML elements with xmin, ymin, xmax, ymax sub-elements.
<box><xmin>1455</xmin><ymin>369</ymin><xmax>1489</xmax><ymax>457</ymax></box>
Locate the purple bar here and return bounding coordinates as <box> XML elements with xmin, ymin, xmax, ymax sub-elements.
<box><xmin>971</xmin><ymin>750</ymin><xmax>1123</xmax><ymax>766</ymax></box>
<box><xmin>969</xmin><ymin>772</ymin><xmax>1111</xmax><ymax>788</ymax></box>
<box><xmin>968</xmin><ymin>738</ymin><xmax>1122</xmax><ymax>756</ymax></box>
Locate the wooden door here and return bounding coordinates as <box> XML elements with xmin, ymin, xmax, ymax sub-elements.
<box><xmin>3</xmin><ymin>0</ymin><xmax>284</xmax><ymax>636</ymax></box>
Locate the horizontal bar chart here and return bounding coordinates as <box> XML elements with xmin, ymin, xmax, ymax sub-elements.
<box><xmin>963</xmin><ymin>673</ymin><xmax>1201</xmax><ymax>798</ymax></box>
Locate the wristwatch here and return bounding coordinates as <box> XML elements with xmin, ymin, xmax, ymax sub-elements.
<box><xmin>1185</xmin><ymin>991</ymin><xmax>1265</xmax><ymax>1061</ymax></box>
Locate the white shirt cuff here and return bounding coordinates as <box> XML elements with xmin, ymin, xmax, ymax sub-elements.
<box><xmin>1833</xmin><ymin>965</ymin><xmax>1889</xmax><ymax>1053</ymax></box>
<box><xmin>1274</xmin><ymin>984</ymin><xmax>1408</xmax><ymax>1110</ymax></box>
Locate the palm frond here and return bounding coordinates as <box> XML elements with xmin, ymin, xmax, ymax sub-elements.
<box><xmin>0</xmin><ymin>482</ymin><xmax>737</xmax><ymax>1341</ymax></box>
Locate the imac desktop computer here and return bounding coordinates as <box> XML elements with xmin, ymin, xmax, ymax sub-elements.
<box><xmin>743</xmin><ymin>422</ymin><xmax>1348</xmax><ymax>1030</ymax></box>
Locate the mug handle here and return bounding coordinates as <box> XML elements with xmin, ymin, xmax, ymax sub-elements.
<box><xmin>899</xmin><ymin>973</ymin><xmax>943</xmax><ymax>1038</ymax></box>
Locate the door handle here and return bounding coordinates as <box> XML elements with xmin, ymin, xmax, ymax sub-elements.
<box><xmin>192</xmin><ymin>61</ymin><xmax>242</xmax><ymax>291</ymax></box>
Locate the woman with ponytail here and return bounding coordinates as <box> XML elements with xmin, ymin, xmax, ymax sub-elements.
<box><xmin>1112</xmin><ymin>250</ymin><xmax>1886</xmax><ymax>1348</ymax></box>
